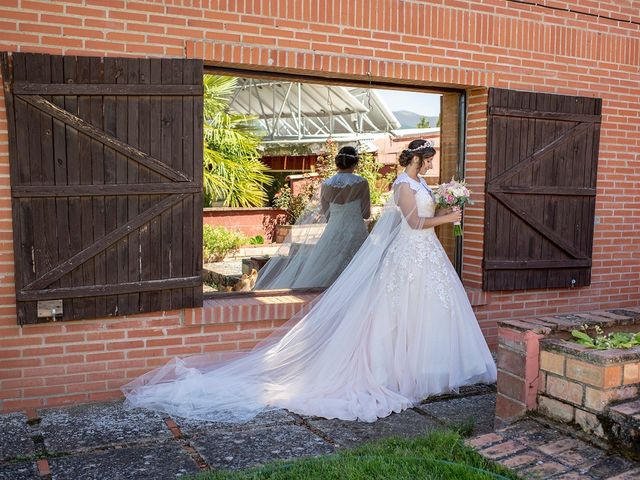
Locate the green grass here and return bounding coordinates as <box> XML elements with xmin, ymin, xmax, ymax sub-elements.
<box><xmin>189</xmin><ymin>429</ymin><xmax>520</xmax><ymax>480</ymax></box>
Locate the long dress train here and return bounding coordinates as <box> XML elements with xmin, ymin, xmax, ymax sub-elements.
<box><xmin>122</xmin><ymin>172</ymin><xmax>497</xmax><ymax>422</ymax></box>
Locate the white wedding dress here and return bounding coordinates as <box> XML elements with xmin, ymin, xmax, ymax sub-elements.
<box><xmin>253</xmin><ymin>172</ymin><xmax>370</xmax><ymax>290</ymax></box>
<box><xmin>122</xmin><ymin>172</ymin><xmax>497</xmax><ymax>422</ymax></box>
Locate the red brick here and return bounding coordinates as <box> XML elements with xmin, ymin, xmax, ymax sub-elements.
<box><xmin>495</xmin><ymin>393</ymin><xmax>526</xmax><ymax>422</ymax></box>
<box><xmin>497</xmin><ymin>346</ymin><xmax>525</xmax><ymax>377</ymax></box>
<box><xmin>497</xmin><ymin>370</ymin><xmax>526</xmax><ymax>402</ymax></box>
<box><xmin>36</xmin><ymin>459</ymin><xmax>50</xmax><ymax>476</ymax></box>
<box><xmin>479</xmin><ymin>440</ymin><xmax>527</xmax><ymax>460</ymax></box>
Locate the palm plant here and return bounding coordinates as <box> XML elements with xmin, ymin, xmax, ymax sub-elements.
<box><xmin>203</xmin><ymin>75</ymin><xmax>272</xmax><ymax>208</ymax></box>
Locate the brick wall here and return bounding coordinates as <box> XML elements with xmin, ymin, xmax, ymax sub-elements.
<box><xmin>203</xmin><ymin>207</ymin><xmax>287</xmax><ymax>241</ymax></box>
<box><xmin>0</xmin><ymin>0</ymin><xmax>639</xmax><ymax>411</ymax></box>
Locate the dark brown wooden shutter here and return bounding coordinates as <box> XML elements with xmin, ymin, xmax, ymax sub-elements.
<box><xmin>0</xmin><ymin>52</ymin><xmax>203</xmax><ymax>324</ymax></box>
<box><xmin>483</xmin><ymin>88</ymin><xmax>601</xmax><ymax>291</ymax></box>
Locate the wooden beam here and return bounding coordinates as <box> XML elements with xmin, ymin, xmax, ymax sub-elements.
<box><xmin>484</xmin><ymin>259</ymin><xmax>592</xmax><ymax>270</ymax></box>
<box><xmin>486</xmin><ymin>185</ymin><xmax>596</xmax><ymax>196</ymax></box>
<box><xmin>489</xmin><ymin>106</ymin><xmax>601</xmax><ymax>123</ymax></box>
<box><xmin>12</xmin><ymin>183</ymin><xmax>202</xmax><ymax>197</ymax></box>
<box><xmin>204</xmin><ymin>287</ymin><xmax>325</xmax><ymax>300</ymax></box>
<box><xmin>13</xmin><ymin>82</ymin><xmax>203</xmax><ymax>96</ymax></box>
<box><xmin>23</xmin><ymin>193</ymin><xmax>188</xmax><ymax>291</ymax></box>
<box><xmin>16</xmin><ymin>94</ymin><xmax>190</xmax><ymax>182</ymax></box>
<box><xmin>18</xmin><ymin>276</ymin><xmax>202</xmax><ymax>301</ymax></box>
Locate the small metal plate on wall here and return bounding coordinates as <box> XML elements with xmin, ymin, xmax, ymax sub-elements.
<box><xmin>37</xmin><ymin>299</ymin><xmax>63</xmax><ymax>319</ymax></box>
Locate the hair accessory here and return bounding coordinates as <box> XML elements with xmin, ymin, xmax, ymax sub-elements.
<box><xmin>406</xmin><ymin>140</ymin><xmax>434</xmax><ymax>152</ymax></box>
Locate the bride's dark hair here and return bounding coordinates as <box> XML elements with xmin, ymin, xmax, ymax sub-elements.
<box><xmin>398</xmin><ymin>139</ymin><xmax>436</xmax><ymax>168</ymax></box>
<box><xmin>335</xmin><ymin>146</ymin><xmax>359</xmax><ymax>170</ymax></box>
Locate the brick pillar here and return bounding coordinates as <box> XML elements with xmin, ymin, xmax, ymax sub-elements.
<box><xmin>495</xmin><ymin>321</ymin><xmax>550</xmax><ymax>428</ymax></box>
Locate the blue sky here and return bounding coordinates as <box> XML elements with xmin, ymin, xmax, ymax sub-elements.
<box><xmin>376</xmin><ymin>89</ymin><xmax>441</xmax><ymax>116</ymax></box>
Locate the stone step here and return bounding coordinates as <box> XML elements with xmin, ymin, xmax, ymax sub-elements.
<box><xmin>602</xmin><ymin>397</ymin><xmax>640</xmax><ymax>460</ymax></box>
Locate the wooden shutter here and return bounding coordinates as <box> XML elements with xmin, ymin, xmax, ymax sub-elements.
<box><xmin>483</xmin><ymin>88</ymin><xmax>601</xmax><ymax>291</ymax></box>
<box><xmin>0</xmin><ymin>52</ymin><xmax>204</xmax><ymax>324</ymax></box>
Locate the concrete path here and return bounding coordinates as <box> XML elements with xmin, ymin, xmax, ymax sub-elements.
<box><xmin>2</xmin><ymin>385</ymin><xmax>637</xmax><ymax>479</ymax></box>
<box><xmin>0</xmin><ymin>386</ymin><xmax>494</xmax><ymax>479</ymax></box>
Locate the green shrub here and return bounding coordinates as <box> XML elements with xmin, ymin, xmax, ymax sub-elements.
<box><xmin>272</xmin><ymin>184</ymin><xmax>314</xmax><ymax>224</ymax></box>
<box><xmin>248</xmin><ymin>235</ymin><xmax>264</xmax><ymax>245</ymax></box>
<box><xmin>203</xmin><ymin>225</ymin><xmax>246</xmax><ymax>262</ymax></box>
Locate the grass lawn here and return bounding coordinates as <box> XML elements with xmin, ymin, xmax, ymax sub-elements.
<box><xmin>188</xmin><ymin>428</ymin><xmax>520</xmax><ymax>480</ymax></box>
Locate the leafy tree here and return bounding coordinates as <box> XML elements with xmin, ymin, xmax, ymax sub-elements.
<box><xmin>203</xmin><ymin>75</ymin><xmax>272</xmax><ymax>208</ymax></box>
<box><xmin>416</xmin><ymin>116</ymin><xmax>431</xmax><ymax>128</ymax></box>
<box><xmin>356</xmin><ymin>152</ymin><xmax>395</xmax><ymax>206</ymax></box>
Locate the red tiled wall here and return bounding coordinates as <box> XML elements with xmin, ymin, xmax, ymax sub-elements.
<box><xmin>0</xmin><ymin>0</ymin><xmax>639</xmax><ymax>412</ymax></box>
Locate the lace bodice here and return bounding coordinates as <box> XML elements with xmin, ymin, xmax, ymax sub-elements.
<box><xmin>321</xmin><ymin>172</ymin><xmax>371</xmax><ymax>220</ymax></box>
<box><xmin>393</xmin><ymin>173</ymin><xmax>436</xmax><ymax>223</ymax></box>
<box><xmin>323</xmin><ymin>172</ymin><xmax>367</xmax><ymax>188</ymax></box>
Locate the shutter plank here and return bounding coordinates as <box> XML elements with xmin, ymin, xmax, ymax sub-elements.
<box><xmin>77</xmin><ymin>56</ymin><xmax>97</xmax><ymax>319</ymax></box>
<box><xmin>115</xmin><ymin>58</ymin><xmax>129</xmax><ymax>316</ymax></box>
<box><xmin>182</xmin><ymin>60</ymin><xmax>195</xmax><ymax>308</ymax></box>
<box><xmin>13</xmin><ymin>82</ymin><xmax>202</xmax><ymax>95</ymax></box>
<box><xmin>137</xmin><ymin>58</ymin><xmax>151</xmax><ymax>312</ymax></box>
<box><xmin>514</xmin><ymin>90</ymin><xmax>532</xmax><ymax>289</ymax></box>
<box><xmin>103</xmin><ymin>57</ymin><xmax>118</xmax><ymax>316</ymax></box>
<box><xmin>147</xmin><ymin>58</ymin><xmax>162</xmax><ymax>312</ymax></box>
<box><xmin>171</xmin><ymin>59</ymin><xmax>183</xmax><ymax>309</ymax></box>
<box><xmin>126</xmin><ymin>58</ymin><xmax>140</xmax><ymax>312</ymax></box>
<box><xmin>5</xmin><ymin>54</ymin><xmax>36</xmax><ymax>324</ymax></box>
<box><xmin>51</xmin><ymin>55</ymin><xmax>73</xmax><ymax>321</ymax></box>
<box><xmin>192</xmin><ymin>62</ymin><xmax>204</xmax><ymax>308</ymax></box>
<box><xmin>91</xmin><ymin>56</ymin><xmax>107</xmax><ymax>317</ymax></box>
<box><xmin>160</xmin><ymin>59</ymin><xmax>172</xmax><ymax>311</ymax></box>
<box><xmin>63</xmin><ymin>55</ymin><xmax>83</xmax><ymax>319</ymax></box>
<box><xmin>27</xmin><ymin>55</ymin><xmax>51</xmax><ymax>322</ymax></box>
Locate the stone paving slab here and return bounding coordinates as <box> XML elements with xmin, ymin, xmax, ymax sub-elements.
<box><xmin>39</xmin><ymin>401</ymin><xmax>172</xmax><ymax>453</ymax></box>
<box><xmin>0</xmin><ymin>461</ymin><xmax>39</xmax><ymax>480</ymax></box>
<box><xmin>174</xmin><ymin>408</ymin><xmax>296</xmax><ymax>437</ymax></box>
<box><xmin>469</xmin><ymin>417</ymin><xmax>640</xmax><ymax>480</ymax></box>
<box><xmin>416</xmin><ymin>393</ymin><xmax>496</xmax><ymax>435</ymax></box>
<box><xmin>48</xmin><ymin>441</ymin><xmax>199</xmax><ymax>480</ymax></box>
<box><xmin>0</xmin><ymin>412</ymin><xmax>35</xmax><ymax>461</ymax></box>
<box><xmin>190</xmin><ymin>422</ymin><xmax>334</xmax><ymax>470</ymax></box>
<box><xmin>306</xmin><ymin>408</ymin><xmax>441</xmax><ymax>449</ymax></box>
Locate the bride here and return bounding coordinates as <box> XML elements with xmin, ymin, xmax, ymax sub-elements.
<box><xmin>253</xmin><ymin>146</ymin><xmax>371</xmax><ymax>290</ymax></box>
<box><xmin>122</xmin><ymin>139</ymin><xmax>497</xmax><ymax>423</ymax></box>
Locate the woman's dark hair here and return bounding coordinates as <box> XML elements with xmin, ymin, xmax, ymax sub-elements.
<box><xmin>398</xmin><ymin>139</ymin><xmax>436</xmax><ymax>168</ymax></box>
<box><xmin>334</xmin><ymin>146</ymin><xmax>359</xmax><ymax>170</ymax></box>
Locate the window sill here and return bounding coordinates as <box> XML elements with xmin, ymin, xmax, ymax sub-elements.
<box><xmin>192</xmin><ymin>286</ymin><xmax>489</xmax><ymax>326</ymax></box>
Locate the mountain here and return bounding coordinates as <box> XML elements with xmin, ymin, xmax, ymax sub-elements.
<box><xmin>393</xmin><ymin>110</ymin><xmax>439</xmax><ymax>129</ymax></box>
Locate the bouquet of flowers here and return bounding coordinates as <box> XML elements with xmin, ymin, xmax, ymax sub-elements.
<box><xmin>434</xmin><ymin>178</ymin><xmax>474</xmax><ymax>237</ymax></box>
